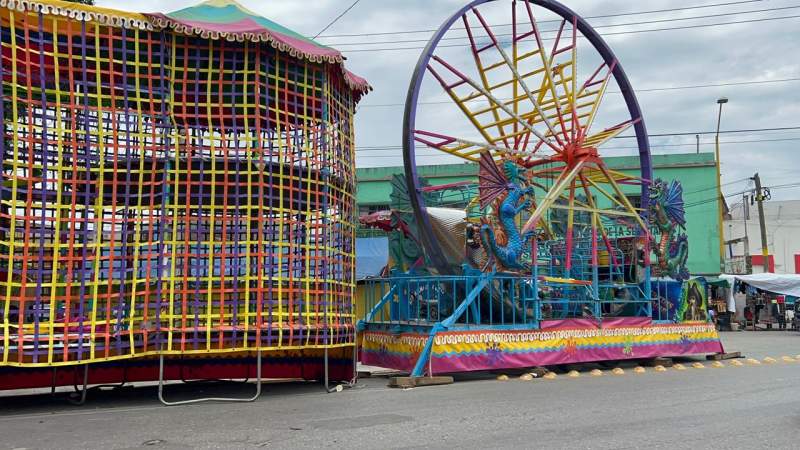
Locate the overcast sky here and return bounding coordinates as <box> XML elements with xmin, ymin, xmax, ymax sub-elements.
<box><xmin>98</xmin><ymin>0</ymin><xmax>800</xmax><ymax>203</ymax></box>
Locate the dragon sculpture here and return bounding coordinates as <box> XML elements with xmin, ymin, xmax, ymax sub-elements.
<box><xmin>359</xmin><ymin>174</ymin><xmax>432</xmax><ymax>273</ymax></box>
<box><xmin>649</xmin><ymin>178</ymin><xmax>690</xmax><ymax>281</ymax></box>
<box><xmin>477</xmin><ymin>152</ymin><xmax>535</xmax><ymax>271</ymax></box>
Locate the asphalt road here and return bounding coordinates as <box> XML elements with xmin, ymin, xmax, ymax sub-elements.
<box><xmin>1</xmin><ymin>331</ymin><xmax>799</xmax><ymax>450</ymax></box>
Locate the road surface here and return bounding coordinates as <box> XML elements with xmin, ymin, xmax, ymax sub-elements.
<box><xmin>1</xmin><ymin>331</ymin><xmax>798</xmax><ymax>449</ymax></box>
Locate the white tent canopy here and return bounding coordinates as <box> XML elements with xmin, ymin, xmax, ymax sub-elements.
<box><xmin>720</xmin><ymin>273</ymin><xmax>800</xmax><ymax>317</ymax></box>
<box><xmin>719</xmin><ymin>273</ymin><xmax>800</xmax><ymax>298</ymax></box>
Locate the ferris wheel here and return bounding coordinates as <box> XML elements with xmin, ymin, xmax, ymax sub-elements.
<box><xmin>403</xmin><ymin>0</ymin><xmax>653</xmax><ymax>273</ymax></box>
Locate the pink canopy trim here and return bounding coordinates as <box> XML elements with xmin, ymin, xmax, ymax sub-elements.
<box><xmin>144</xmin><ymin>1</ymin><xmax>371</xmax><ymax>96</ymax></box>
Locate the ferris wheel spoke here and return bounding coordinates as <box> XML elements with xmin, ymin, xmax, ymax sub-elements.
<box><xmin>578</xmin><ymin>172</ymin><xmax>619</xmax><ymax>267</ymax></box>
<box><xmin>520</xmin><ymin>1</ymin><xmax>571</xmax><ymax>145</ymax></box>
<box><xmin>521</xmin><ymin>159</ymin><xmax>586</xmax><ymax>235</ymax></box>
<box><xmin>463</xmin><ymin>6</ymin><xmax>564</xmax><ymax>148</ymax></box>
<box><xmin>564</xmin><ymin>178</ymin><xmax>577</xmax><ymax>272</ymax></box>
<box><xmin>428</xmin><ymin>55</ymin><xmax>562</xmax><ymax>154</ymax></box>
<box><xmin>582</xmin><ymin>117</ymin><xmax>641</xmax><ymax>149</ymax></box>
<box><xmin>462</xmin><ymin>14</ymin><xmax>513</xmax><ymax>150</ymax></box>
<box><xmin>575</xmin><ymin>60</ymin><xmax>617</xmax><ymax>141</ymax></box>
<box><xmin>594</xmin><ymin>162</ymin><xmax>650</xmax><ymax>235</ymax></box>
<box><xmin>414</xmin><ymin>129</ymin><xmax>552</xmax><ymax>162</ymax></box>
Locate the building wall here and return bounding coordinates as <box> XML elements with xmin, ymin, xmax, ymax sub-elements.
<box><xmin>725</xmin><ymin>200</ymin><xmax>800</xmax><ymax>274</ymax></box>
<box><xmin>357</xmin><ymin>152</ymin><xmax>723</xmax><ymax>276</ymax></box>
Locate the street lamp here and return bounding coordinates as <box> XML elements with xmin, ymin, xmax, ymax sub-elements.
<box><xmin>715</xmin><ymin>97</ymin><xmax>728</xmax><ymax>273</ymax></box>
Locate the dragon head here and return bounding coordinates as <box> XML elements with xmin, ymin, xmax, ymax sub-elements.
<box><xmin>502</xmin><ymin>160</ymin><xmax>524</xmax><ymax>188</ymax></box>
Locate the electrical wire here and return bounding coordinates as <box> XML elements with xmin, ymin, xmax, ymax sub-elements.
<box><xmin>339</xmin><ymin>14</ymin><xmax>800</xmax><ymax>52</ymax></box>
<box><xmin>355</xmin><ymin>131</ymin><xmax>800</xmax><ymax>154</ymax></box>
<box><xmin>313</xmin><ymin>0</ymin><xmax>361</xmax><ymax>39</ymax></box>
<box><xmin>316</xmin><ymin>0</ymin><xmax>764</xmax><ymax>38</ymax></box>
<box><xmin>327</xmin><ymin>4</ymin><xmax>798</xmax><ymax>47</ymax></box>
<box><xmin>358</xmin><ymin>78</ymin><xmax>800</xmax><ymax>108</ymax></box>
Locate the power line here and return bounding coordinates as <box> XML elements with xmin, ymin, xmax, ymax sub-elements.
<box><xmin>316</xmin><ymin>0</ymin><xmax>764</xmax><ymax>38</ymax></box>
<box><xmin>340</xmin><ymin>14</ymin><xmax>800</xmax><ymax>52</ymax></box>
<box><xmin>328</xmin><ymin>4</ymin><xmax>798</xmax><ymax>47</ymax></box>
<box><xmin>358</xmin><ymin>77</ymin><xmax>800</xmax><ymax>108</ymax></box>
<box><xmin>684</xmin><ymin>177</ymin><xmax>750</xmax><ymax>195</ymax></box>
<box><xmin>355</xmin><ymin>129</ymin><xmax>800</xmax><ymax>153</ymax></box>
<box><xmin>357</xmin><ymin>134</ymin><xmax>800</xmax><ymax>156</ymax></box>
<box><xmin>313</xmin><ymin>0</ymin><xmax>362</xmax><ymax>39</ymax></box>
<box><xmin>685</xmin><ymin>183</ymin><xmax>800</xmax><ymax>209</ymax></box>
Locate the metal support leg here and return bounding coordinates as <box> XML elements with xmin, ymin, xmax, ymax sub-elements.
<box><xmin>66</xmin><ymin>364</ymin><xmax>89</xmax><ymax>406</ymax></box>
<box><xmin>324</xmin><ymin>343</ymin><xmax>358</xmax><ymax>393</ymax></box>
<box><xmin>158</xmin><ymin>351</ymin><xmax>262</xmax><ymax>406</ymax></box>
<box><xmin>50</xmin><ymin>367</ymin><xmax>57</xmax><ymax>396</ymax></box>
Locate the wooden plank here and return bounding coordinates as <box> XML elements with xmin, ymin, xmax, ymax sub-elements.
<box><xmin>640</xmin><ymin>357</ymin><xmax>674</xmax><ymax>367</ymax></box>
<box><xmin>706</xmin><ymin>351</ymin><xmax>742</xmax><ymax>360</ymax></box>
<box><xmin>388</xmin><ymin>376</ymin><xmax>454</xmax><ymax>388</ymax></box>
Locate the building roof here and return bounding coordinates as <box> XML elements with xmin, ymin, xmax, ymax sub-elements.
<box><xmin>357</xmin><ymin>152</ymin><xmax>717</xmax><ymax>182</ymax></box>
<box><xmin>356</xmin><ymin>153</ymin><xmax>718</xmax><ymax>204</ymax></box>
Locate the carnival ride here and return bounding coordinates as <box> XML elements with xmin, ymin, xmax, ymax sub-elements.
<box><xmin>359</xmin><ymin>0</ymin><xmax>722</xmax><ymax>377</ymax></box>
<box><xmin>0</xmin><ymin>0</ymin><xmax>368</xmax><ymax>403</ymax></box>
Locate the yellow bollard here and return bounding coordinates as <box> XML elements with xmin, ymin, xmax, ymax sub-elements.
<box><xmin>673</xmin><ymin>363</ymin><xmax>686</xmax><ymax>370</ymax></box>
<box><xmin>691</xmin><ymin>362</ymin><xmax>705</xmax><ymax>369</ymax></box>
<box><xmin>543</xmin><ymin>372</ymin><xmax>557</xmax><ymax>380</ymax></box>
<box><xmin>781</xmin><ymin>356</ymin><xmax>795</xmax><ymax>363</ymax></box>
<box><xmin>729</xmin><ymin>359</ymin><xmax>744</xmax><ymax>366</ymax></box>
<box><xmin>746</xmin><ymin>358</ymin><xmax>761</xmax><ymax>365</ymax></box>
<box><xmin>589</xmin><ymin>369</ymin><xmax>603</xmax><ymax>377</ymax></box>
<box><xmin>763</xmin><ymin>357</ymin><xmax>777</xmax><ymax>364</ymax></box>
<box><xmin>654</xmin><ymin>365</ymin><xmax>667</xmax><ymax>372</ymax></box>
<box><xmin>568</xmin><ymin>370</ymin><xmax>581</xmax><ymax>378</ymax></box>
<box><xmin>633</xmin><ymin>366</ymin><xmax>646</xmax><ymax>374</ymax></box>
<box><xmin>519</xmin><ymin>373</ymin><xmax>533</xmax><ymax>381</ymax></box>
<box><xmin>496</xmin><ymin>374</ymin><xmax>509</xmax><ymax>381</ymax></box>
<box><xmin>612</xmin><ymin>367</ymin><xmax>624</xmax><ymax>375</ymax></box>
<box><xmin>711</xmin><ymin>361</ymin><xmax>724</xmax><ymax>368</ymax></box>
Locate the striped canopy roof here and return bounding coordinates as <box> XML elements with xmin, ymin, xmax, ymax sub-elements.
<box><xmin>148</xmin><ymin>0</ymin><xmax>338</xmax><ymax>61</ymax></box>
<box><xmin>0</xmin><ymin>0</ymin><xmax>370</xmax><ymax>93</ymax></box>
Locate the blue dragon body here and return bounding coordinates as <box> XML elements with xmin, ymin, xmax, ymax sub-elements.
<box><xmin>480</xmin><ymin>161</ymin><xmax>535</xmax><ymax>270</ymax></box>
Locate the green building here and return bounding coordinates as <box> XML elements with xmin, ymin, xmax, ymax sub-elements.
<box><xmin>356</xmin><ymin>152</ymin><xmax>724</xmax><ymax>276</ymax></box>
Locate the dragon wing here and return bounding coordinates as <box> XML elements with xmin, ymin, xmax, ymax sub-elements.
<box><xmin>478</xmin><ymin>151</ymin><xmax>509</xmax><ymax>210</ymax></box>
<box><xmin>663</xmin><ymin>180</ymin><xmax>686</xmax><ymax>227</ymax></box>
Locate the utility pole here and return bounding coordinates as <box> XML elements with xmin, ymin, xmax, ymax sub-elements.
<box><xmin>743</xmin><ymin>193</ymin><xmax>752</xmax><ymax>274</ymax></box>
<box><xmin>751</xmin><ymin>173</ymin><xmax>770</xmax><ymax>273</ymax></box>
<box><xmin>714</xmin><ymin>98</ymin><xmax>728</xmax><ymax>273</ymax></box>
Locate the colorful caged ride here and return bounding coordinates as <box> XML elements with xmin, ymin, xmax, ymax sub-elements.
<box><xmin>0</xmin><ymin>0</ymin><xmax>369</xmax><ymax>402</ymax></box>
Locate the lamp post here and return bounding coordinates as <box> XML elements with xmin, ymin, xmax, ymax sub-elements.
<box><xmin>715</xmin><ymin>97</ymin><xmax>728</xmax><ymax>273</ymax></box>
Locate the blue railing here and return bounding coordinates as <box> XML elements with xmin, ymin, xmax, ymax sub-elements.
<box><xmin>359</xmin><ymin>271</ymin><xmax>653</xmax><ymax>332</ymax></box>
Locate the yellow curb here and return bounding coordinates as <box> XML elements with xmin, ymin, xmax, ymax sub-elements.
<box><xmin>710</xmin><ymin>361</ymin><xmax>724</xmax><ymax>368</ymax></box>
<box><xmin>729</xmin><ymin>359</ymin><xmax>744</xmax><ymax>366</ymax></box>
<box><xmin>568</xmin><ymin>370</ymin><xmax>581</xmax><ymax>378</ymax></box>
<box><xmin>746</xmin><ymin>358</ymin><xmax>761</xmax><ymax>365</ymax></box>
<box><xmin>519</xmin><ymin>373</ymin><xmax>533</xmax><ymax>381</ymax></box>
<box><xmin>612</xmin><ymin>367</ymin><xmax>624</xmax><ymax>375</ymax></box>
<box><xmin>781</xmin><ymin>356</ymin><xmax>795</xmax><ymax>362</ymax></box>
<box><xmin>673</xmin><ymin>363</ymin><xmax>686</xmax><ymax>370</ymax></box>
<box><xmin>691</xmin><ymin>362</ymin><xmax>705</xmax><ymax>369</ymax></box>
<box><xmin>633</xmin><ymin>366</ymin><xmax>646</xmax><ymax>374</ymax></box>
<box><xmin>496</xmin><ymin>374</ymin><xmax>509</xmax><ymax>381</ymax></box>
<box><xmin>589</xmin><ymin>369</ymin><xmax>603</xmax><ymax>377</ymax></box>
<box><xmin>763</xmin><ymin>357</ymin><xmax>777</xmax><ymax>364</ymax></box>
<box><xmin>543</xmin><ymin>372</ymin><xmax>557</xmax><ymax>380</ymax></box>
<box><xmin>654</xmin><ymin>365</ymin><xmax>667</xmax><ymax>372</ymax></box>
